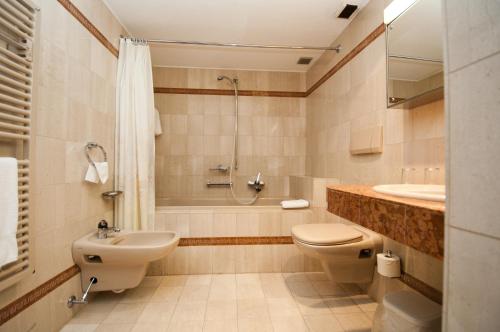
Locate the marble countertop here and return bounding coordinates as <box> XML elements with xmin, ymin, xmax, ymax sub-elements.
<box><xmin>327</xmin><ymin>184</ymin><xmax>445</xmax><ymax>213</ymax></box>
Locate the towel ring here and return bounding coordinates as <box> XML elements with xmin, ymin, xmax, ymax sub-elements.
<box><xmin>85</xmin><ymin>142</ymin><xmax>107</xmax><ymax>167</ymax></box>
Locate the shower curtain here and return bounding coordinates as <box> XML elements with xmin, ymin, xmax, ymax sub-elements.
<box><xmin>115</xmin><ymin>39</ymin><xmax>155</xmax><ymax>230</ymax></box>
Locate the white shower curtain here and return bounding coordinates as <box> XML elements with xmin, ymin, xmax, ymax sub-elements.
<box><xmin>115</xmin><ymin>39</ymin><xmax>155</xmax><ymax>230</ymax></box>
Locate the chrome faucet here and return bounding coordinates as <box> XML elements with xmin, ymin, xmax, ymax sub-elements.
<box><xmin>248</xmin><ymin>172</ymin><xmax>265</xmax><ymax>192</ymax></box>
<box><xmin>97</xmin><ymin>220</ymin><xmax>120</xmax><ymax>239</ymax></box>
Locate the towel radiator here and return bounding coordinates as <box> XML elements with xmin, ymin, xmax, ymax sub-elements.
<box><xmin>0</xmin><ymin>0</ymin><xmax>37</xmax><ymax>291</ymax></box>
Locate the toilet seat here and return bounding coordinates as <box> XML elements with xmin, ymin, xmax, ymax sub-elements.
<box><xmin>292</xmin><ymin>223</ymin><xmax>363</xmax><ymax>246</ymax></box>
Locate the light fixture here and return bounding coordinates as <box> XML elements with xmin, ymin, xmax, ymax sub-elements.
<box><xmin>383</xmin><ymin>0</ymin><xmax>417</xmax><ymax>24</ymax></box>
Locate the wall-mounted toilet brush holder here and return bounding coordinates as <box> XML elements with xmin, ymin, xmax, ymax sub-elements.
<box><xmin>67</xmin><ymin>277</ymin><xmax>97</xmax><ymax>308</ymax></box>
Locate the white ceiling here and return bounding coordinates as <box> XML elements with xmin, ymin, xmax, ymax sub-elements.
<box><xmin>104</xmin><ymin>0</ymin><xmax>369</xmax><ymax>72</ymax></box>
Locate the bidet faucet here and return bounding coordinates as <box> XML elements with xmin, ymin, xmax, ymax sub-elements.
<box><xmin>97</xmin><ymin>220</ymin><xmax>120</xmax><ymax>239</ymax></box>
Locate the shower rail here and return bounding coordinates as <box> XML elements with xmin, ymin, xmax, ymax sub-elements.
<box><xmin>122</xmin><ymin>37</ymin><xmax>342</xmax><ymax>52</ymax></box>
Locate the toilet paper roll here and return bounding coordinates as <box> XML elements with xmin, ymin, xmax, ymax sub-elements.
<box><xmin>377</xmin><ymin>253</ymin><xmax>401</xmax><ymax>278</ymax></box>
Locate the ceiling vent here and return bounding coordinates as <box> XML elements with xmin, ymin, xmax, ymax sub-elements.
<box><xmin>297</xmin><ymin>57</ymin><xmax>313</xmax><ymax>65</ymax></box>
<box><xmin>337</xmin><ymin>4</ymin><xmax>358</xmax><ymax>19</ymax></box>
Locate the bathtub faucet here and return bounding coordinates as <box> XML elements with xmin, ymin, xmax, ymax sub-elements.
<box><xmin>248</xmin><ymin>172</ymin><xmax>265</xmax><ymax>192</ymax></box>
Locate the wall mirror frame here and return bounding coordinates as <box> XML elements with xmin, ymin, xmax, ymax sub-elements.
<box><xmin>385</xmin><ymin>0</ymin><xmax>444</xmax><ymax>109</ymax></box>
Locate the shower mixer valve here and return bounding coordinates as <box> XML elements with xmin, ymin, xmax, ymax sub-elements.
<box><xmin>248</xmin><ymin>172</ymin><xmax>265</xmax><ymax>192</ymax></box>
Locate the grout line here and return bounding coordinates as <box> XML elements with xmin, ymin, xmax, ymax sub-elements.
<box><xmin>448</xmin><ymin>224</ymin><xmax>500</xmax><ymax>242</ymax></box>
<box><xmin>448</xmin><ymin>49</ymin><xmax>500</xmax><ymax>74</ymax></box>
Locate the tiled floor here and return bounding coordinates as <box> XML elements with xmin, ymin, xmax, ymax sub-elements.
<box><xmin>61</xmin><ymin>272</ymin><xmax>376</xmax><ymax>332</ymax></box>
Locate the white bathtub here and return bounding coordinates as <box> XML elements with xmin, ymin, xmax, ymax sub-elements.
<box><xmin>151</xmin><ymin>197</ymin><xmax>321</xmax><ymax>275</ymax></box>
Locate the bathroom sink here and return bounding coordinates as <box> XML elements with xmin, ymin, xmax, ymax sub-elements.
<box><xmin>73</xmin><ymin>231</ymin><xmax>179</xmax><ymax>292</ymax></box>
<box><xmin>372</xmin><ymin>184</ymin><xmax>445</xmax><ymax>202</ymax></box>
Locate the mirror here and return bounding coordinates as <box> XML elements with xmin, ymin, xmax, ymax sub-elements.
<box><xmin>386</xmin><ymin>0</ymin><xmax>443</xmax><ymax>108</ymax></box>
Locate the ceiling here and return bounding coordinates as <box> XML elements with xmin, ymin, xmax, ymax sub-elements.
<box><xmin>104</xmin><ymin>0</ymin><xmax>369</xmax><ymax>72</ymax></box>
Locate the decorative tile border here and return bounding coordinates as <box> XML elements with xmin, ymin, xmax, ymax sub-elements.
<box><xmin>179</xmin><ymin>236</ymin><xmax>294</xmax><ymax>246</ymax></box>
<box><xmin>154</xmin><ymin>87</ymin><xmax>306</xmax><ymax>98</ymax></box>
<box><xmin>58</xmin><ymin>0</ymin><xmax>386</xmax><ymax>99</ymax></box>
<box><xmin>0</xmin><ymin>265</ymin><xmax>80</xmax><ymax>326</ymax></box>
<box><xmin>305</xmin><ymin>23</ymin><xmax>386</xmax><ymax>96</ymax></box>
<box><xmin>327</xmin><ymin>188</ymin><xmax>445</xmax><ymax>259</ymax></box>
<box><xmin>400</xmin><ymin>272</ymin><xmax>442</xmax><ymax>304</ymax></box>
<box><xmin>57</xmin><ymin>0</ymin><xmax>119</xmax><ymax>58</ymax></box>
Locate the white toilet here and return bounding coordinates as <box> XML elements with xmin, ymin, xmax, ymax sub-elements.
<box><xmin>292</xmin><ymin>223</ymin><xmax>383</xmax><ymax>283</ymax></box>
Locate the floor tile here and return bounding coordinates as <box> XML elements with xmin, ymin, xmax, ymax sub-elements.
<box><xmin>208</xmin><ymin>283</ymin><xmax>237</xmax><ymax>300</ymax></box>
<box><xmin>237</xmin><ymin>298</ymin><xmax>270</xmax><ymax>320</ymax></box>
<box><xmin>266</xmin><ymin>297</ymin><xmax>301</xmax><ymax>317</ymax></box>
<box><xmin>131</xmin><ymin>322</ymin><xmax>168</xmax><ymax>332</ymax></box>
<box><xmin>237</xmin><ymin>318</ymin><xmax>274</xmax><ymax>332</ymax></box>
<box><xmin>119</xmin><ymin>287</ymin><xmax>156</xmax><ymax>303</ymax></box>
<box><xmin>236</xmin><ymin>273</ymin><xmax>261</xmax><ymax>285</ymax></box>
<box><xmin>137</xmin><ymin>300</ymin><xmax>177</xmax><ymax>323</ymax></box>
<box><xmin>186</xmin><ymin>274</ymin><xmax>213</xmax><ymax>286</ymax></box>
<box><xmin>205</xmin><ymin>299</ymin><xmax>237</xmax><ymax>321</ymax></box>
<box><xmin>305</xmin><ymin>272</ymin><xmax>329</xmax><ymax>281</ymax></box>
<box><xmin>138</xmin><ymin>276</ymin><xmax>164</xmax><ymax>288</ymax></box>
<box><xmin>160</xmin><ymin>275</ymin><xmax>188</xmax><ymax>287</ymax></box>
<box><xmin>236</xmin><ymin>283</ymin><xmax>265</xmax><ymax>299</ymax></box>
<box><xmin>101</xmin><ymin>303</ymin><xmax>146</xmax><ymax>324</ymax></box>
<box><xmin>203</xmin><ymin>320</ymin><xmax>238</xmax><ymax>332</ymax></box>
<box><xmin>259</xmin><ymin>272</ymin><xmax>284</xmax><ymax>283</ymax></box>
<box><xmin>303</xmin><ymin>314</ymin><xmax>344</xmax><ymax>332</ymax></box>
<box><xmin>179</xmin><ymin>284</ymin><xmax>210</xmax><ymax>302</ymax></box>
<box><xmin>95</xmin><ymin>323</ymin><xmax>134</xmax><ymax>332</ymax></box>
<box><xmin>335</xmin><ymin>312</ymin><xmax>372</xmax><ymax>332</ymax></box>
<box><xmin>60</xmin><ymin>324</ymin><xmax>98</xmax><ymax>332</ymax></box>
<box><xmin>211</xmin><ymin>273</ymin><xmax>236</xmax><ymax>285</ymax></box>
<box><xmin>168</xmin><ymin>320</ymin><xmax>204</xmax><ymax>332</ymax></box>
<box><xmin>338</xmin><ymin>283</ymin><xmax>363</xmax><ymax>296</ymax></box>
<box><xmin>323</xmin><ymin>296</ymin><xmax>362</xmax><ymax>314</ymax></box>
<box><xmin>60</xmin><ymin>273</ymin><xmax>377</xmax><ymax>332</ymax></box>
<box><xmin>350</xmin><ymin>294</ymin><xmax>378</xmax><ymax>312</ymax></box>
<box><xmin>171</xmin><ymin>300</ymin><xmax>207</xmax><ymax>322</ymax></box>
<box><xmin>286</xmin><ymin>280</ymin><xmax>319</xmax><ymax>297</ymax></box>
<box><xmin>294</xmin><ymin>296</ymin><xmax>332</xmax><ymax>316</ymax></box>
<box><xmin>150</xmin><ymin>286</ymin><xmax>183</xmax><ymax>302</ymax></box>
<box><xmin>311</xmin><ymin>281</ymin><xmax>346</xmax><ymax>297</ymax></box>
<box><xmin>271</xmin><ymin>315</ymin><xmax>309</xmax><ymax>332</ymax></box>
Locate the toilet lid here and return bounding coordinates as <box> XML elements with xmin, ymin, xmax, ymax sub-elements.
<box><xmin>291</xmin><ymin>223</ymin><xmax>363</xmax><ymax>245</ymax></box>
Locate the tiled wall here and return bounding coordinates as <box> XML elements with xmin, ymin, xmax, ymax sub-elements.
<box><xmin>0</xmin><ymin>1</ymin><xmax>125</xmax><ymax>331</ymax></box>
<box><xmin>150</xmin><ymin>208</ymin><xmax>321</xmax><ymax>274</ymax></box>
<box><xmin>304</xmin><ymin>0</ymin><xmax>445</xmax><ymax>298</ymax></box>
<box><xmin>153</xmin><ymin>67</ymin><xmax>307</xmax><ymax>199</ymax></box>
<box><xmin>443</xmin><ymin>0</ymin><xmax>500</xmax><ymax>330</ymax></box>
<box><xmin>306</xmin><ymin>0</ymin><xmax>444</xmax><ymax>185</ymax></box>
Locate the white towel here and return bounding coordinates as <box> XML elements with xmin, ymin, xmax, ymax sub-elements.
<box><xmin>84</xmin><ymin>162</ymin><xmax>109</xmax><ymax>184</ymax></box>
<box><xmin>155</xmin><ymin>108</ymin><xmax>162</xmax><ymax>136</ymax></box>
<box><xmin>281</xmin><ymin>199</ymin><xmax>309</xmax><ymax>209</ymax></box>
<box><xmin>0</xmin><ymin>157</ymin><xmax>19</xmax><ymax>266</ymax></box>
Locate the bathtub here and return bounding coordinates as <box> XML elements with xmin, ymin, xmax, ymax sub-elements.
<box><xmin>156</xmin><ymin>197</ymin><xmax>287</xmax><ymax>207</ymax></box>
<box><xmin>150</xmin><ymin>197</ymin><xmax>321</xmax><ymax>276</ymax></box>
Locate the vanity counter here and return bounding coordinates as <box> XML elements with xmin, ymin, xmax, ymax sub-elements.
<box><xmin>327</xmin><ymin>184</ymin><xmax>444</xmax><ymax>259</ymax></box>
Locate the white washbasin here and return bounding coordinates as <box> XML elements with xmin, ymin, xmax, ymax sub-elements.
<box><xmin>73</xmin><ymin>231</ymin><xmax>179</xmax><ymax>292</ymax></box>
<box><xmin>372</xmin><ymin>184</ymin><xmax>445</xmax><ymax>202</ymax></box>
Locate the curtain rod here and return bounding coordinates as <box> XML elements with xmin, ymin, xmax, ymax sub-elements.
<box><xmin>121</xmin><ymin>37</ymin><xmax>341</xmax><ymax>52</ymax></box>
